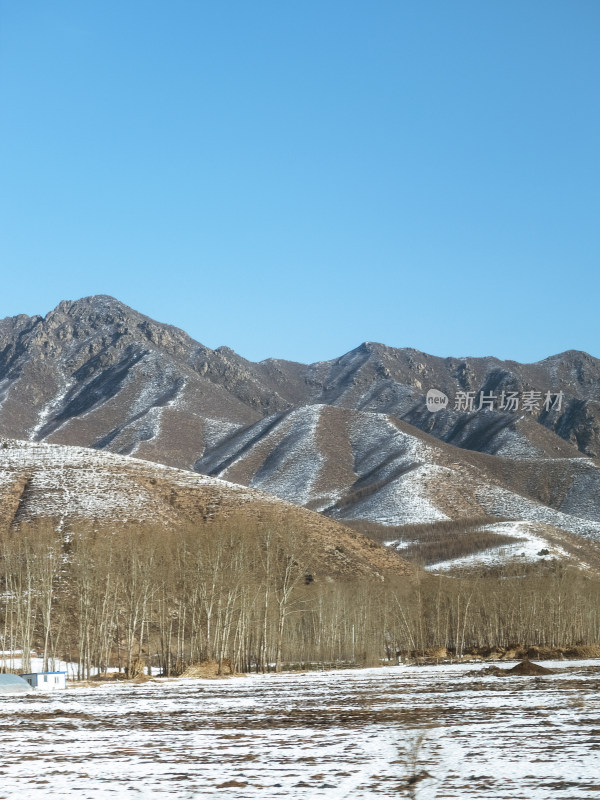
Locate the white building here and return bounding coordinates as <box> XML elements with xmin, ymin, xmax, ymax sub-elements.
<box><xmin>20</xmin><ymin>671</ymin><xmax>67</xmax><ymax>690</ymax></box>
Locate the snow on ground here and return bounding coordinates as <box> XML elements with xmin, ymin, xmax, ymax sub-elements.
<box><xmin>336</xmin><ymin>413</ymin><xmax>450</xmax><ymax>525</ymax></box>
<box><xmin>0</xmin><ymin>439</ymin><xmax>284</xmax><ymax>522</ymax></box>
<box><xmin>0</xmin><ymin>662</ymin><xmax>599</xmax><ymax>798</ymax></box>
<box><xmin>383</xmin><ymin>538</ymin><xmax>420</xmax><ymax>550</ymax></box>
<box><xmin>425</xmin><ymin>521</ymin><xmax>572</xmax><ymax>572</ymax></box>
<box><xmin>250</xmin><ymin>406</ymin><xmax>326</xmax><ymax>507</ymax></box>
<box><xmin>476</xmin><ymin>483</ymin><xmax>600</xmax><ymax>541</ymax></box>
<box><xmin>341</xmin><ymin>463</ymin><xmax>450</xmax><ymax>525</ymax></box>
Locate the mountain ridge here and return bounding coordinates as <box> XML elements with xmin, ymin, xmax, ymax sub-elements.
<box><xmin>0</xmin><ymin>294</ymin><xmax>599</xmax><ymax>574</ymax></box>
<box><xmin>1</xmin><ymin>293</ymin><xmax>599</xmax><ymax>462</ymax></box>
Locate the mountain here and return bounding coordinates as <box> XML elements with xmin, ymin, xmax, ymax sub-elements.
<box><xmin>0</xmin><ymin>439</ymin><xmax>412</xmax><ymax>580</ymax></box>
<box><xmin>195</xmin><ymin>403</ymin><xmax>600</xmax><ymax>572</ymax></box>
<box><xmin>0</xmin><ymin>295</ymin><xmax>599</xmax><ymax>463</ymax></box>
<box><xmin>1</xmin><ymin>294</ymin><xmax>599</xmax><ymax>572</ymax></box>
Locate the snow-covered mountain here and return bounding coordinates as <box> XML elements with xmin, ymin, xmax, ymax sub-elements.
<box><xmin>195</xmin><ymin>403</ymin><xmax>600</xmax><ymax>570</ymax></box>
<box><xmin>197</xmin><ymin>404</ymin><xmax>600</xmax><ymax>529</ymax></box>
<box><xmin>1</xmin><ymin>295</ymin><xmax>599</xmax><ymax>572</ymax></box>
<box><xmin>0</xmin><ymin>439</ymin><xmax>411</xmax><ymax>579</ymax></box>
<box><xmin>0</xmin><ymin>295</ymin><xmax>598</xmax><ymax>463</ymax></box>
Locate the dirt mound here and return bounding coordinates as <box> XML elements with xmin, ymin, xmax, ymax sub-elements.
<box><xmin>132</xmin><ymin>673</ymin><xmax>152</xmax><ymax>683</ymax></box>
<box><xmin>414</xmin><ymin>647</ymin><xmax>448</xmax><ymax>660</ymax></box>
<box><xmin>90</xmin><ymin>671</ymin><xmax>128</xmax><ymax>682</ymax></box>
<box><xmin>526</xmin><ymin>646</ymin><xmax>564</xmax><ymax>660</ymax></box>
<box><xmin>91</xmin><ymin>670</ymin><xmax>151</xmax><ymax>682</ymax></box>
<box><xmin>506</xmin><ymin>659</ymin><xmax>554</xmax><ymax>675</ymax></box>
<box><xmin>486</xmin><ymin>659</ymin><xmax>554</xmax><ymax>676</ymax></box>
<box><xmin>501</xmin><ymin>647</ymin><xmax>536</xmax><ymax>660</ymax></box>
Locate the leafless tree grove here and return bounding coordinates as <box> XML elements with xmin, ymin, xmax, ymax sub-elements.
<box><xmin>1</xmin><ymin>517</ymin><xmax>599</xmax><ymax>676</ymax></box>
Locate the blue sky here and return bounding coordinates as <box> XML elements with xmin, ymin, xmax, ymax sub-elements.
<box><xmin>1</xmin><ymin>1</ymin><xmax>598</xmax><ymax>363</ymax></box>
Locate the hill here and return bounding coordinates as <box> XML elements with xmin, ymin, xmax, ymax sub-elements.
<box><xmin>0</xmin><ymin>439</ymin><xmax>412</xmax><ymax>580</ymax></box>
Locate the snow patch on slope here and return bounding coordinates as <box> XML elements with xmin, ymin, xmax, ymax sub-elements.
<box><xmin>0</xmin><ymin>439</ymin><xmax>281</xmax><ymax>522</ymax></box>
<box><xmin>197</xmin><ymin>413</ymin><xmax>288</xmax><ymax>476</ymax></box>
<box><xmin>92</xmin><ymin>354</ymin><xmax>187</xmax><ymax>453</ymax></box>
<box><xmin>476</xmin><ymin>484</ymin><xmax>600</xmax><ymax>541</ymax></box>
<box><xmin>0</xmin><ymin>376</ymin><xmax>13</xmax><ymax>412</ymax></box>
<box><xmin>489</xmin><ymin>423</ymin><xmax>544</xmax><ymax>458</ymax></box>
<box><xmin>342</xmin><ymin>463</ymin><xmax>450</xmax><ymax>525</ymax></box>
<box><xmin>249</xmin><ymin>405</ymin><xmax>326</xmax><ymax>506</ymax></box>
<box><xmin>29</xmin><ymin>379</ymin><xmax>77</xmax><ymax>441</ymax></box>
<box><xmin>202</xmin><ymin>418</ymin><xmax>243</xmax><ymax>450</ymax></box>
<box><xmin>426</xmin><ymin>521</ymin><xmax>571</xmax><ymax>572</ymax></box>
<box><xmin>333</xmin><ymin>412</ymin><xmax>450</xmax><ymax>525</ymax></box>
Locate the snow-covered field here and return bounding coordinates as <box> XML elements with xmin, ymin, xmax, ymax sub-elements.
<box><xmin>0</xmin><ymin>661</ymin><xmax>599</xmax><ymax>798</ymax></box>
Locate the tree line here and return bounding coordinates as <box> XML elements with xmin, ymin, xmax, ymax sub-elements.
<box><xmin>1</xmin><ymin>516</ymin><xmax>599</xmax><ymax>678</ymax></box>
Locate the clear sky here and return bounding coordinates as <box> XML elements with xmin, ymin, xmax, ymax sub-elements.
<box><xmin>1</xmin><ymin>1</ymin><xmax>598</xmax><ymax>364</ymax></box>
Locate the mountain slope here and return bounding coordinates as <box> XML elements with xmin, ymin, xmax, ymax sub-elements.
<box><xmin>0</xmin><ymin>439</ymin><xmax>413</xmax><ymax>579</ymax></box>
<box><xmin>194</xmin><ymin>403</ymin><xmax>600</xmax><ymax>568</ymax></box>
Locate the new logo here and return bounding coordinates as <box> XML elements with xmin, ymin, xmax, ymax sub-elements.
<box><xmin>426</xmin><ymin>389</ymin><xmax>449</xmax><ymax>413</ymax></box>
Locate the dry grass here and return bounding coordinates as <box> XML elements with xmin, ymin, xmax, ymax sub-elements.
<box><xmin>348</xmin><ymin>515</ymin><xmax>528</xmax><ymax>566</ymax></box>
<box><xmin>564</xmin><ymin>644</ymin><xmax>600</xmax><ymax>659</ymax></box>
<box><xmin>179</xmin><ymin>660</ymin><xmax>235</xmax><ymax>679</ymax></box>
<box><xmin>0</xmin><ymin>438</ymin><xmax>415</xmax><ymax>581</ymax></box>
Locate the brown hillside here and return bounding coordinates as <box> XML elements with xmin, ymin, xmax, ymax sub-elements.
<box><xmin>0</xmin><ymin>439</ymin><xmax>413</xmax><ymax>580</ymax></box>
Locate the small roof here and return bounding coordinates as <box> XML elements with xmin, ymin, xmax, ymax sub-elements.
<box><xmin>20</xmin><ymin>671</ymin><xmax>67</xmax><ymax>676</ymax></box>
<box><xmin>0</xmin><ymin>673</ymin><xmax>33</xmax><ymax>694</ymax></box>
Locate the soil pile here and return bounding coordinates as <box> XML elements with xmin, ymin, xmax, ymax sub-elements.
<box><xmin>506</xmin><ymin>659</ymin><xmax>554</xmax><ymax>675</ymax></box>
<box><xmin>486</xmin><ymin>659</ymin><xmax>554</xmax><ymax>676</ymax></box>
